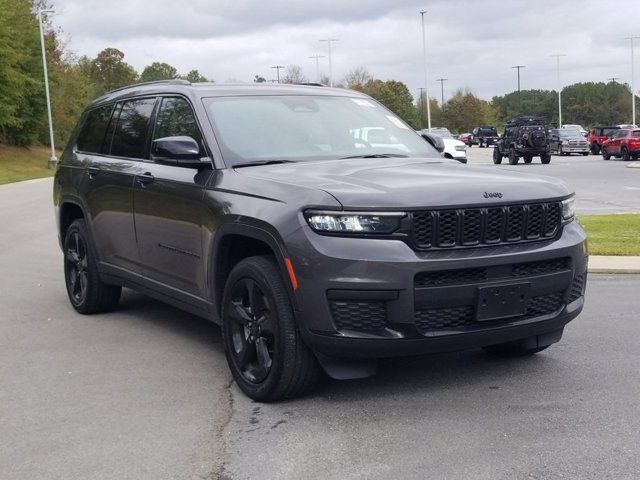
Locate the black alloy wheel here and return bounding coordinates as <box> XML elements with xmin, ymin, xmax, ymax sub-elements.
<box><xmin>222</xmin><ymin>256</ymin><xmax>320</xmax><ymax>401</ymax></box>
<box><xmin>65</xmin><ymin>230</ymin><xmax>88</xmax><ymax>306</ymax></box>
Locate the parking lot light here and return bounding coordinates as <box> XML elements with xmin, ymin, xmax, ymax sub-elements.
<box><xmin>37</xmin><ymin>8</ymin><xmax>57</xmax><ymax>169</ymax></box>
<box><xmin>551</xmin><ymin>54</ymin><xmax>566</xmax><ymax>128</ymax></box>
<box><xmin>624</xmin><ymin>36</ymin><xmax>640</xmax><ymax>126</ymax></box>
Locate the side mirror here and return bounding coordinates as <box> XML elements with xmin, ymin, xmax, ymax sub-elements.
<box><xmin>151</xmin><ymin>136</ymin><xmax>209</xmax><ymax>167</ymax></box>
<box><xmin>418</xmin><ymin>132</ymin><xmax>445</xmax><ymax>153</ymax></box>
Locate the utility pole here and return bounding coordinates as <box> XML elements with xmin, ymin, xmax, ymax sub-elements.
<box><xmin>550</xmin><ymin>54</ymin><xmax>566</xmax><ymax>128</ymax></box>
<box><xmin>319</xmin><ymin>38</ymin><xmax>339</xmax><ymax>87</ymax></box>
<box><xmin>435</xmin><ymin>78</ymin><xmax>448</xmax><ymax>106</ymax></box>
<box><xmin>608</xmin><ymin>77</ymin><xmax>620</xmax><ymax>83</ymax></box>
<box><xmin>418</xmin><ymin>87</ymin><xmax>426</xmax><ymax>127</ymax></box>
<box><xmin>37</xmin><ymin>8</ymin><xmax>57</xmax><ymax>169</ymax></box>
<box><xmin>270</xmin><ymin>65</ymin><xmax>284</xmax><ymax>84</ymax></box>
<box><xmin>309</xmin><ymin>54</ymin><xmax>326</xmax><ymax>83</ymax></box>
<box><xmin>624</xmin><ymin>36</ymin><xmax>640</xmax><ymax>126</ymax></box>
<box><xmin>420</xmin><ymin>10</ymin><xmax>431</xmax><ymax>129</ymax></box>
<box><xmin>512</xmin><ymin>65</ymin><xmax>526</xmax><ymax>112</ymax></box>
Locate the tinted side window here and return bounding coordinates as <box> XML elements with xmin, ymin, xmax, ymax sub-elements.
<box><xmin>76</xmin><ymin>104</ymin><xmax>114</xmax><ymax>153</ymax></box>
<box><xmin>110</xmin><ymin>98</ymin><xmax>157</xmax><ymax>159</ymax></box>
<box><xmin>153</xmin><ymin>97</ymin><xmax>203</xmax><ymax>153</ymax></box>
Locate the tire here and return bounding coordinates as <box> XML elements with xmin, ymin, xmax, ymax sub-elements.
<box><xmin>541</xmin><ymin>153</ymin><xmax>551</xmax><ymax>164</ymax></box>
<box><xmin>63</xmin><ymin>219</ymin><xmax>121</xmax><ymax>314</ymax></box>
<box><xmin>602</xmin><ymin>147</ymin><xmax>611</xmax><ymax>160</ymax></box>
<box><xmin>558</xmin><ymin>145</ymin><xmax>564</xmax><ymax>156</ymax></box>
<box><xmin>621</xmin><ymin>147</ymin><xmax>630</xmax><ymax>161</ymax></box>
<box><xmin>508</xmin><ymin>148</ymin><xmax>519</xmax><ymax>165</ymax></box>
<box><xmin>221</xmin><ymin>256</ymin><xmax>320</xmax><ymax>401</ymax></box>
<box><xmin>523</xmin><ymin>154</ymin><xmax>533</xmax><ymax>164</ymax></box>
<box><xmin>483</xmin><ymin>343</ymin><xmax>549</xmax><ymax>357</ymax></box>
<box><xmin>478</xmin><ymin>139</ymin><xmax>484</xmax><ymax>148</ymax></box>
<box><xmin>492</xmin><ymin>147</ymin><xmax>502</xmax><ymax>164</ymax></box>
<box><xmin>582</xmin><ymin>152</ymin><xmax>589</xmax><ymax>156</ymax></box>
<box><xmin>590</xmin><ymin>143</ymin><xmax>600</xmax><ymax>155</ymax></box>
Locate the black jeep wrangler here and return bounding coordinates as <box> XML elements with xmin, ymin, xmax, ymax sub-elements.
<box><xmin>471</xmin><ymin>126</ymin><xmax>499</xmax><ymax>148</ymax></box>
<box><xmin>494</xmin><ymin>116</ymin><xmax>552</xmax><ymax>165</ymax></box>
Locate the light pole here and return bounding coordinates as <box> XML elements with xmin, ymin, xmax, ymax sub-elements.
<box><xmin>309</xmin><ymin>54</ymin><xmax>325</xmax><ymax>83</ymax></box>
<box><xmin>420</xmin><ymin>10</ymin><xmax>431</xmax><ymax>129</ymax></box>
<box><xmin>319</xmin><ymin>38</ymin><xmax>339</xmax><ymax>87</ymax></box>
<box><xmin>624</xmin><ymin>36</ymin><xmax>640</xmax><ymax>126</ymax></box>
<box><xmin>550</xmin><ymin>54</ymin><xmax>566</xmax><ymax>128</ymax></box>
<box><xmin>270</xmin><ymin>65</ymin><xmax>284</xmax><ymax>83</ymax></box>
<box><xmin>512</xmin><ymin>65</ymin><xmax>526</xmax><ymax>112</ymax></box>
<box><xmin>436</xmin><ymin>78</ymin><xmax>448</xmax><ymax>106</ymax></box>
<box><xmin>418</xmin><ymin>87</ymin><xmax>426</xmax><ymax>127</ymax></box>
<box><xmin>37</xmin><ymin>8</ymin><xmax>57</xmax><ymax>169</ymax></box>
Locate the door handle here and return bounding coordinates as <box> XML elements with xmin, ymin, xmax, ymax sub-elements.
<box><xmin>137</xmin><ymin>173</ymin><xmax>155</xmax><ymax>186</ymax></box>
<box><xmin>87</xmin><ymin>166</ymin><xmax>101</xmax><ymax>179</ymax></box>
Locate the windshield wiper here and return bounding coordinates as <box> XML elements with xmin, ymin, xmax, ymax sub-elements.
<box><xmin>234</xmin><ymin>159</ymin><xmax>297</xmax><ymax>168</ymax></box>
<box><xmin>339</xmin><ymin>153</ymin><xmax>409</xmax><ymax>159</ymax></box>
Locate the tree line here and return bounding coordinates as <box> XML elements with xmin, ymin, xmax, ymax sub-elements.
<box><xmin>1</xmin><ymin>0</ymin><xmax>639</xmax><ymax>150</ymax></box>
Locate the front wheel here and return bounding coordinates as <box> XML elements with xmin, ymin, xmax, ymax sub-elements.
<box><xmin>523</xmin><ymin>154</ymin><xmax>533</xmax><ymax>164</ymax></box>
<box><xmin>541</xmin><ymin>153</ymin><xmax>551</xmax><ymax>164</ymax></box>
<box><xmin>621</xmin><ymin>147</ymin><xmax>630</xmax><ymax>161</ymax></box>
<box><xmin>222</xmin><ymin>256</ymin><xmax>320</xmax><ymax>401</ymax></box>
<box><xmin>508</xmin><ymin>148</ymin><xmax>519</xmax><ymax>165</ymax></box>
<box><xmin>602</xmin><ymin>147</ymin><xmax>611</xmax><ymax>160</ymax></box>
<box><xmin>492</xmin><ymin>147</ymin><xmax>502</xmax><ymax>164</ymax></box>
<box><xmin>63</xmin><ymin>219</ymin><xmax>121</xmax><ymax>314</ymax></box>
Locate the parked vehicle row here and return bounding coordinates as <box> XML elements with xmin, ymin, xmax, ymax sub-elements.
<box><xmin>601</xmin><ymin>128</ymin><xmax>640</xmax><ymax>161</ymax></box>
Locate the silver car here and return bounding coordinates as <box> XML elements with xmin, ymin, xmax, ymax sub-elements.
<box><xmin>549</xmin><ymin>129</ymin><xmax>590</xmax><ymax>156</ymax></box>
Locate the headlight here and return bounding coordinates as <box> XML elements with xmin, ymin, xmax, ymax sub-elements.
<box><xmin>455</xmin><ymin>145</ymin><xmax>466</xmax><ymax>152</ymax></box>
<box><xmin>561</xmin><ymin>196</ymin><xmax>575</xmax><ymax>221</ymax></box>
<box><xmin>305</xmin><ymin>211</ymin><xmax>405</xmax><ymax>234</ymax></box>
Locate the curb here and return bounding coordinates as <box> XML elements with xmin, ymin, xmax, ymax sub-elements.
<box><xmin>588</xmin><ymin>256</ymin><xmax>640</xmax><ymax>274</ymax></box>
<box><xmin>628</xmin><ymin>161</ymin><xmax>640</xmax><ymax>168</ymax></box>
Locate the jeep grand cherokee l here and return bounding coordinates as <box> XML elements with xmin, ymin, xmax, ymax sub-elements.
<box><xmin>54</xmin><ymin>81</ymin><xmax>588</xmax><ymax>401</ymax></box>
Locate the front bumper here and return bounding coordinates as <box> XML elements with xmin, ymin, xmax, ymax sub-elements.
<box><xmin>287</xmin><ymin>221</ymin><xmax>587</xmax><ymax>358</ymax></box>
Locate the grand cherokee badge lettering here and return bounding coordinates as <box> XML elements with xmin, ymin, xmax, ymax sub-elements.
<box><xmin>483</xmin><ymin>192</ymin><xmax>503</xmax><ymax>199</ymax></box>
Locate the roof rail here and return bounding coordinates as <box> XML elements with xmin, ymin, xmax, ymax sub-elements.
<box><xmin>295</xmin><ymin>82</ymin><xmax>326</xmax><ymax>87</ymax></box>
<box><xmin>105</xmin><ymin>78</ymin><xmax>191</xmax><ymax>96</ymax></box>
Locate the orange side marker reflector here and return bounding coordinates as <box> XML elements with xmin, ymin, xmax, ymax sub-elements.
<box><xmin>284</xmin><ymin>257</ymin><xmax>299</xmax><ymax>291</ymax></box>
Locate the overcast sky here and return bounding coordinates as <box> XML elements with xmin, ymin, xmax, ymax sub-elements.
<box><xmin>52</xmin><ymin>0</ymin><xmax>639</xmax><ymax>102</ymax></box>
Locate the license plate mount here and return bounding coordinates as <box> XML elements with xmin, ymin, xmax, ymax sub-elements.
<box><xmin>477</xmin><ymin>282</ymin><xmax>530</xmax><ymax>321</ymax></box>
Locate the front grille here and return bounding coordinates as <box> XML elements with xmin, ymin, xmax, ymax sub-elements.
<box><xmin>411</xmin><ymin>202</ymin><xmax>562</xmax><ymax>249</ymax></box>
<box><xmin>329</xmin><ymin>300</ymin><xmax>387</xmax><ymax>331</ymax></box>
<box><xmin>567</xmin><ymin>273</ymin><xmax>586</xmax><ymax>303</ymax></box>
<box><xmin>415</xmin><ymin>257</ymin><xmax>571</xmax><ymax>288</ymax></box>
<box><xmin>414</xmin><ymin>292</ymin><xmax>563</xmax><ymax>334</ymax></box>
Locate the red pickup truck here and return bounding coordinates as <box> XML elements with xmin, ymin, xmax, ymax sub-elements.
<box><xmin>601</xmin><ymin>129</ymin><xmax>640</xmax><ymax>161</ymax></box>
<box><xmin>587</xmin><ymin>126</ymin><xmax>620</xmax><ymax>154</ymax></box>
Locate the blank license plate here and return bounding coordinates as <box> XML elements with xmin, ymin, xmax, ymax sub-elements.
<box><xmin>477</xmin><ymin>283</ymin><xmax>529</xmax><ymax>321</ymax></box>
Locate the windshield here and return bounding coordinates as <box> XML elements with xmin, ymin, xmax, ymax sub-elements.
<box><xmin>203</xmin><ymin>95</ymin><xmax>439</xmax><ymax>165</ymax></box>
<box><xmin>558</xmin><ymin>130</ymin><xmax>582</xmax><ymax>138</ymax></box>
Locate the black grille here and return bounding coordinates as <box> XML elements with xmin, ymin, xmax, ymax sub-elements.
<box><xmin>414</xmin><ymin>292</ymin><xmax>564</xmax><ymax>334</ymax></box>
<box><xmin>411</xmin><ymin>202</ymin><xmax>562</xmax><ymax>249</ymax></box>
<box><xmin>329</xmin><ymin>300</ymin><xmax>387</xmax><ymax>331</ymax></box>
<box><xmin>415</xmin><ymin>258</ymin><xmax>571</xmax><ymax>288</ymax></box>
<box><xmin>567</xmin><ymin>273</ymin><xmax>586</xmax><ymax>303</ymax></box>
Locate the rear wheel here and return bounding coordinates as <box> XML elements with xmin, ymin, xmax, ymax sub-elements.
<box><xmin>63</xmin><ymin>219</ymin><xmax>121</xmax><ymax>314</ymax></box>
<box><xmin>541</xmin><ymin>153</ymin><xmax>551</xmax><ymax>164</ymax></box>
<box><xmin>602</xmin><ymin>147</ymin><xmax>611</xmax><ymax>160</ymax></box>
<box><xmin>508</xmin><ymin>148</ymin><xmax>519</xmax><ymax>165</ymax></box>
<box><xmin>222</xmin><ymin>256</ymin><xmax>320</xmax><ymax>401</ymax></box>
<box><xmin>621</xmin><ymin>147</ymin><xmax>630</xmax><ymax>161</ymax></box>
<box><xmin>492</xmin><ymin>147</ymin><xmax>502</xmax><ymax>164</ymax></box>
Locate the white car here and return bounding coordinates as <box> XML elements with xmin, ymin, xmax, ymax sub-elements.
<box><xmin>418</xmin><ymin>127</ymin><xmax>467</xmax><ymax>163</ymax></box>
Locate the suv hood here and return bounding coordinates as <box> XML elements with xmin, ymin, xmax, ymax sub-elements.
<box><xmin>236</xmin><ymin>157</ymin><xmax>571</xmax><ymax>208</ymax></box>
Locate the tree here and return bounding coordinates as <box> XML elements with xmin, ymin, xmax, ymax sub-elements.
<box><xmin>362</xmin><ymin>79</ymin><xmax>419</xmax><ymax>128</ymax></box>
<box><xmin>343</xmin><ymin>67</ymin><xmax>373</xmax><ymax>90</ymax></box>
<box><xmin>88</xmin><ymin>48</ymin><xmax>138</xmax><ymax>95</ymax></box>
<box><xmin>184</xmin><ymin>69</ymin><xmax>208</xmax><ymax>83</ymax></box>
<box><xmin>440</xmin><ymin>89</ymin><xmax>495</xmax><ymax>133</ymax></box>
<box><xmin>139</xmin><ymin>62</ymin><xmax>177</xmax><ymax>83</ymax></box>
<box><xmin>282</xmin><ymin>65</ymin><xmax>307</xmax><ymax>84</ymax></box>
<box><xmin>254</xmin><ymin>74</ymin><xmax>266</xmax><ymax>83</ymax></box>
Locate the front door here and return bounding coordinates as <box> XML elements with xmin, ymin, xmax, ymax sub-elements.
<box><xmin>133</xmin><ymin>96</ymin><xmax>212</xmax><ymax>301</ymax></box>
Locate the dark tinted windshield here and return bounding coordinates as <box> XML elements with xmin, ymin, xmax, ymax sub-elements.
<box><xmin>203</xmin><ymin>95</ymin><xmax>438</xmax><ymax>165</ymax></box>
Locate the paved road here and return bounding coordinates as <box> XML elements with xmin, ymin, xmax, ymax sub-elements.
<box><xmin>466</xmin><ymin>147</ymin><xmax>640</xmax><ymax>215</ymax></box>
<box><xmin>2</xmin><ymin>178</ymin><xmax>640</xmax><ymax>480</ymax></box>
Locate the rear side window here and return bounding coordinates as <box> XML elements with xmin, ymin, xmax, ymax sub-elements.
<box><xmin>110</xmin><ymin>98</ymin><xmax>157</xmax><ymax>159</ymax></box>
<box><xmin>76</xmin><ymin>104</ymin><xmax>115</xmax><ymax>153</ymax></box>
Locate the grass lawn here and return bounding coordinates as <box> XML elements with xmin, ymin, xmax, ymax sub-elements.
<box><xmin>0</xmin><ymin>144</ymin><xmax>60</xmax><ymax>185</ymax></box>
<box><xmin>579</xmin><ymin>214</ymin><xmax>640</xmax><ymax>256</ymax></box>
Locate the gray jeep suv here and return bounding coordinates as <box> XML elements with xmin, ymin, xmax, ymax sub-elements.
<box><xmin>54</xmin><ymin>81</ymin><xmax>588</xmax><ymax>401</ymax></box>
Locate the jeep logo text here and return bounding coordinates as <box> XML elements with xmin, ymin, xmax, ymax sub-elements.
<box><xmin>483</xmin><ymin>192</ymin><xmax>503</xmax><ymax>199</ymax></box>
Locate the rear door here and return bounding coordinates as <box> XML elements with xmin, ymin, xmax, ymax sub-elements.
<box><xmin>133</xmin><ymin>96</ymin><xmax>212</xmax><ymax>302</ymax></box>
<box><xmin>79</xmin><ymin>100</ymin><xmax>150</xmax><ymax>277</ymax></box>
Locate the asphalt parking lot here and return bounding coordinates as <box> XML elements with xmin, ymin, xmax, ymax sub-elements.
<box><xmin>1</xmin><ymin>170</ymin><xmax>639</xmax><ymax>479</ymax></box>
<box><xmin>465</xmin><ymin>147</ymin><xmax>640</xmax><ymax>215</ymax></box>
